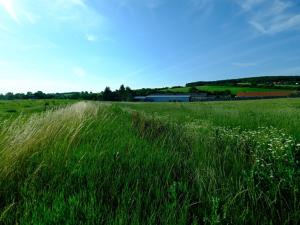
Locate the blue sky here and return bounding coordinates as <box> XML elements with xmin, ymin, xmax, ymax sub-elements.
<box><xmin>0</xmin><ymin>0</ymin><xmax>300</xmax><ymax>93</ymax></box>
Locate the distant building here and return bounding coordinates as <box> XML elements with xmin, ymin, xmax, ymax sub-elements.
<box><xmin>133</xmin><ymin>96</ymin><xmax>147</xmax><ymax>102</ymax></box>
<box><xmin>146</xmin><ymin>95</ymin><xmax>191</xmax><ymax>102</ymax></box>
<box><xmin>190</xmin><ymin>93</ymin><xmax>214</xmax><ymax>101</ymax></box>
<box><xmin>236</xmin><ymin>91</ymin><xmax>293</xmax><ymax>98</ymax></box>
<box><xmin>134</xmin><ymin>94</ymin><xmax>191</xmax><ymax>102</ymax></box>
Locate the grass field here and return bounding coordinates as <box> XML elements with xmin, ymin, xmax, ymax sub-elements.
<box><xmin>0</xmin><ymin>99</ymin><xmax>299</xmax><ymax>224</ymax></box>
<box><xmin>164</xmin><ymin>85</ymin><xmax>294</xmax><ymax>94</ymax></box>
<box><xmin>0</xmin><ymin>99</ymin><xmax>75</xmax><ymax>120</ymax></box>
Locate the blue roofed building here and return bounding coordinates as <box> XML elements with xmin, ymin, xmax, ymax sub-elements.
<box><xmin>134</xmin><ymin>94</ymin><xmax>191</xmax><ymax>102</ymax></box>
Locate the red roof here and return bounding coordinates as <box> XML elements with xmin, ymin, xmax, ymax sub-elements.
<box><xmin>236</xmin><ymin>91</ymin><xmax>293</xmax><ymax>97</ymax></box>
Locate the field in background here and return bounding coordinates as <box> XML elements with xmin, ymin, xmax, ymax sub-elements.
<box><xmin>0</xmin><ymin>99</ymin><xmax>75</xmax><ymax>120</ymax></box>
<box><xmin>0</xmin><ymin>99</ymin><xmax>299</xmax><ymax>224</ymax></box>
<box><xmin>120</xmin><ymin>98</ymin><xmax>300</xmax><ymax>139</ymax></box>
<box><xmin>163</xmin><ymin>85</ymin><xmax>295</xmax><ymax>94</ymax></box>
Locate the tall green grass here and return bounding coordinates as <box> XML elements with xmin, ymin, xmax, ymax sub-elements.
<box><xmin>0</xmin><ymin>101</ymin><xmax>299</xmax><ymax>224</ymax></box>
<box><xmin>0</xmin><ymin>99</ymin><xmax>74</xmax><ymax>121</ymax></box>
<box><xmin>121</xmin><ymin>99</ymin><xmax>300</xmax><ymax>139</ymax></box>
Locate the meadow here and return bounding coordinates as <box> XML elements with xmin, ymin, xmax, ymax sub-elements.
<box><xmin>0</xmin><ymin>99</ymin><xmax>75</xmax><ymax>120</ymax></box>
<box><xmin>163</xmin><ymin>85</ymin><xmax>294</xmax><ymax>94</ymax></box>
<box><xmin>0</xmin><ymin>99</ymin><xmax>299</xmax><ymax>224</ymax></box>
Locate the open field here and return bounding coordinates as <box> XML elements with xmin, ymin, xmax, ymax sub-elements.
<box><xmin>120</xmin><ymin>98</ymin><xmax>300</xmax><ymax>139</ymax></box>
<box><xmin>0</xmin><ymin>99</ymin><xmax>75</xmax><ymax>120</ymax></box>
<box><xmin>164</xmin><ymin>85</ymin><xmax>295</xmax><ymax>94</ymax></box>
<box><xmin>0</xmin><ymin>99</ymin><xmax>299</xmax><ymax>224</ymax></box>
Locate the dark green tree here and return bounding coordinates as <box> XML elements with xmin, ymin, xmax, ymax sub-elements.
<box><xmin>125</xmin><ymin>86</ymin><xmax>133</xmax><ymax>101</ymax></box>
<box><xmin>5</xmin><ymin>92</ymin><xmax>14</xmax><ymax>100</ymax></box>
<box><xmin>26</xmin><ymin>92</ymin><xmax>34</xmax><ymax>99</ymax></box>
<box><xmin>103</xmin><ymin>87</ymin><xmax>113</xmax><ymax>101</ymax></box>
<box><xmin>188</xmin><ymin>86</ymin><xmax>199</xmax><ymax>93</ymax></box>
<box><xmin>118</xmin><ymin>84</ymin><xmax>126</xmax><ymax>101</ymax></box>
<box><xmin>34</xmin><ymin>91</ymin><xmax>46</xmax><ymax>99</ymax></box>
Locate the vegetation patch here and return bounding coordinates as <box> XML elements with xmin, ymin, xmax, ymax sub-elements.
<box><xmin>164</xmin><ymin>85</ymin><xmax>293</xmax><ymax>95</ymax></box>
<box><xmin>5</xmin><ymin>109</ymin><xmax>17</xmax><ymax>113</ymax></box>
<box><xmin>0</xmin><ymin>100</ymin><xmax>299</xmax><ymax>224</ymax></box>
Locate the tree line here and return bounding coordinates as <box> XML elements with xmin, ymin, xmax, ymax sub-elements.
<box><xmin>0</xmin><ymin>85</ymin><xmax>173</xmax><ymax>101</ymax></box>
<box><xmin>0</xmin><ymin>84</ymin><xmax>238</xmax><ymax>101</ymax></box>
<box><xmin>186</xmin><ymin>76</ymin><xmax>300</xmax><ymax>87</ymax></box>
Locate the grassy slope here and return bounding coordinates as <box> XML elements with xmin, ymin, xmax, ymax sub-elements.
<box><xmin>164</xmin><ymin>85</ymin><xmax>292</xmax><ymax>94</ymax></box>
<box><xmin>0</xmin><ymin>100</ymin><xmax>299</xmax><ymax>224</ymax></box>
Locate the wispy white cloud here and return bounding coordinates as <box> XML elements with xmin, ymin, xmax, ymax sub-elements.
<box><xmin>0</xmin><ymin>0</ymin><xmax>106</xmax><ymax>28</ymax></box>
<box><xmin>144</xmin><ymin>0</ymin><xmax>164</xmax><ymax>9</ymax></box>
<box><xmin>0</xmin><ymin>0</ymin><xmax>40</xmax><ymax>24</ymax></box>
<box><xmin>22</xmin><ymin>10</ymin><xmax>38</xmax><ymax>24</ymax></box>
<box><xmin>235</xmin><ymin>0</ymin><xmax>300</xmax><ymax>34</ymax></box>
<box><xmin>236</xmin><ymin>0</ymin><xmax>266</xmax><ymax>11</ymax></box>
<box><xmin>0</xmin><ymin>0</ymin><xmax>19</xmax><ymax>23</ymax></box>
<box><xmin>0</xmin><ymin>0</ymin><xmax>108</xmax><ymax>50</ymax></box>
<box><xmin>50</xmin><ymin>0</ymin><xmax>105</xmax><ymax>27</ymax></box>
<box><xmin>62</xmin><ymin>0</ymin><xmax>87</xmax><ymax>8</ymax></box>
<box><xmin>190</xmin><ymin>0</ymin><xmax>211</xmax><ymax>10</ymax></box>
<box><xmin>85</xmin><ymin>33</ymin><xmax>112</xmax><ymax>43</ymax></box>
<box><xmin>187</xmin><ymin>0</ymin><xmax>215</xmax><ymax>19</ymax></box>
<box><xmin>116</xmin><ymin>0</ymin><xmax>165</xmax><ymax>9</ymax></box>
<box><xmin>85</xmin><ymin>34</ymin><xmax>98</xmax><ymax>42</ymax></box>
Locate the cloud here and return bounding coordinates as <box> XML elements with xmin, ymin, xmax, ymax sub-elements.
<box><xmin>0</xmin><ymin>0</ymin><xmax>105</xmax><ymax>27</ymax></box>
<box><xmin>0</xmin><ymin>0</ymin><xmax>39</xmax><ymax>24</ymax></box>
<box><xmin>85</xmin><ymin>33</ymin><xmax>112</xmax><ymax>43</ymax></box>
<box><xmin>73</xmin><ymin>66</ymin><xmax>87</xmax><ymax>78</ymax></box>
<box><xmin>65</xmin><ymin>0</ymin><xmax>87</xmax><ymax>8</ymax></box>
<box><xmin>237</xmin><ymin>0</ymin><xmax>266</xmax><ymax>11</ymax></box>
<box><xmin>116</xmin><ymin>0</ymin><xmax>165</xmax><ymax>9</ymax></box>
<box><xmin>0</xmin><ymin>0</ymin><xmax>108</xmax><ymax>47</ymax></box>
<box><xmin>144</xmin><ymin>0</ymin><xmax>164</xmax><ymax>9</ymax></box>
<box><xmin>236</xmin><ymin>0</ymin><xmax>300</xmax><ymax>34</ymax></box>
<box><xmin>187</xmin><ymin>0</ymin><xmax>215</xmax><ymax>18</ymax></box>
<box><xmin>0</xmin><ymin>0</ymin><xmax>19</xmax><ymax>23</ymax></box>
<box><xmin>190</xmin><ymin>0</ymin><xmax>211</xmax><ymax>10</ymax></box>
<box><xmin>263</xmin><ymin>15</ymin><xmax>300</xmax><ymax>34</ymax></box>
<box><xmin>248</xmin><ymin>20</ymin><xmax>267</xmax><ymax>33</ymax></box>
<box><xmin>50</xmin><ymin>0</ymin><xmax>105</xmax><ymax>25</ymax></box>
<box><xmin>85</xmin><ymin>34</ymin><xmax>98</xmax><ymax>42</ymax></box>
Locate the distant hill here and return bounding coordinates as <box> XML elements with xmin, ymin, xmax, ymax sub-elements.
<box><xmin>163</xmin><ymin>85</ymin><xmax>296</xmax><ymax>95</ymax></box>
<box><xmin>186</xmin><ymin>76</ymin><xmax>300</xmax><ymax>87</ymax></box>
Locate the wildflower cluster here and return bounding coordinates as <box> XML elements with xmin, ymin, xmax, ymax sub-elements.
<box><xmin>244</xmin><ymin>127</ymin><xmax>296</xmax><ymax>188</ymax></box>
<box><xmin>213</xmin><ymin>126</ymin><xmax>298</xmax><ymax>189</ymax></box>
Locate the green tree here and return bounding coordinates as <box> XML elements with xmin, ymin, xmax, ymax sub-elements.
<box><xmin>125</xmin><ymin>86</ymin><xmax>133</xmax><ymax>101</ymax></box>
<box><xmin>119</xmin><ymin>84</ymin><xmax>126</xmax><ymax>101</ymax></box>
<box><xmin>5</xmin><ymin>92</ymin><xmax>14</xmax><ymax>100</ymax></box>
<box><xmin>26</xmin><ymin>92</ymin><xmax>34</xmax><ymax>99</ymax></box>
<box><xmin>188</xmin><ymin>86</ymin><xmax>199</xmax><ymax>93</ymax></box>
<box><xmin>103</xmin><ymin>87</ymin><xmax>113</xmax><ymax>101</ymax></box>
<box><xmin>34</xmin><ymin>91</ymin><xmax>46</xmax><ymax>99</ymax></box>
